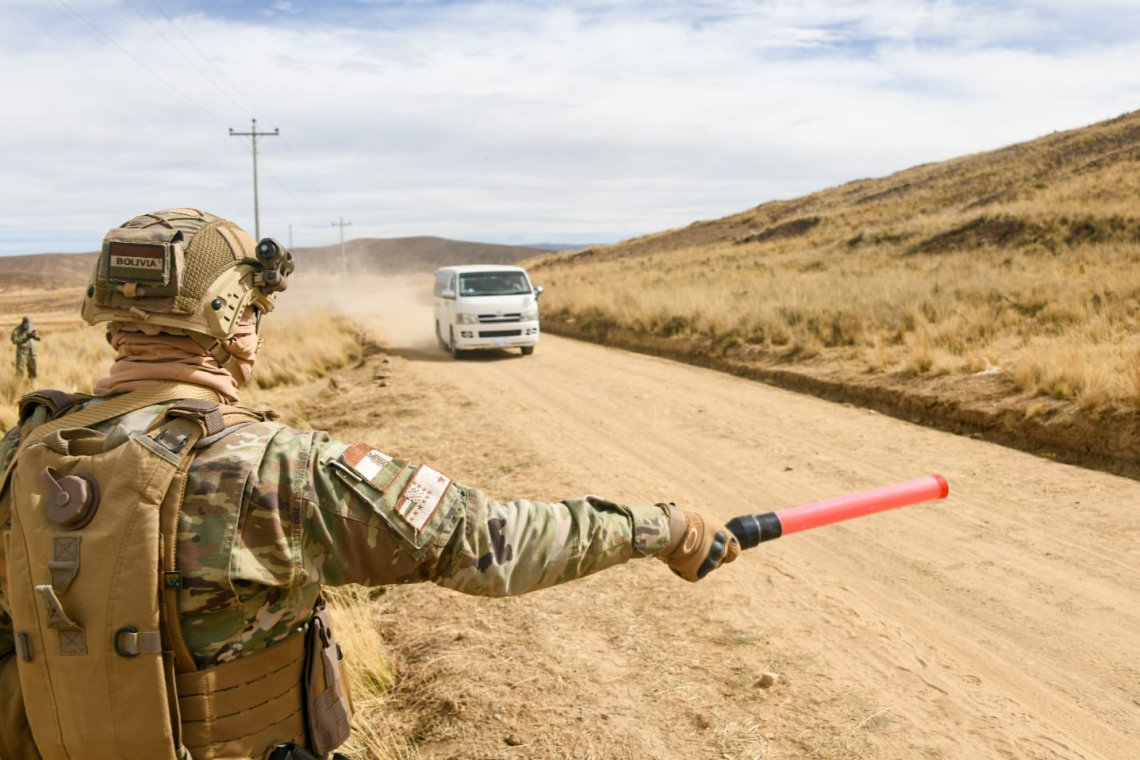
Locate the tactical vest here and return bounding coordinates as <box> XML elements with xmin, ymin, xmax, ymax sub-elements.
<box><xmin>0</xmin><ymin>385</ymin><xmax>352</xmax><ymax>760</ymax></box>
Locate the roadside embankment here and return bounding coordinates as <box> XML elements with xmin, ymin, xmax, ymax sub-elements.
<box><xmin>543</xmin><ymin>314</ymin><xmax>1140</xmax><ymax>481</ymax></box>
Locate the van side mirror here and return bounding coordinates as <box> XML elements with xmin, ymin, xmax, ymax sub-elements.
<box><xmin>534</xmin><ymin>285</ymin><xmax>544</xmax><ymax>299</ymax></box>
<box><xmin>441</xmin><ymin>289</ymin><xmax>456</xmax><ymax>299</ymax></box>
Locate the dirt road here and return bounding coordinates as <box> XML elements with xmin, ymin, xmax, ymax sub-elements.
<box><xmin>309</xmin><ymin>281</ymin><xmax>1140</xmax><ymax>760</ymax></box>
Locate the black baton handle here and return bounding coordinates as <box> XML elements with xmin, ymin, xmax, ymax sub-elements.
<box><xmin>725</xmin><ymin>512</ymin><xmax>782</xmax><ymax>550</ymax></box>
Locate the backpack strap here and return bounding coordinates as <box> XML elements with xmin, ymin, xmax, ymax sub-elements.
<box><xmin>15</xmin><ymin>391</ymin><xmax>92</xmax><ymax>451</ymax></box>
<box><xmin>25</xmin><ymin>384</ymin><xmax>221</xmax><ymax>446</ymax></box>
<box><xmin>145</xmin><ymin>401</ymin><xmax>272</xmax><ymax>674</ymax></box>
<box><xmin>159</xmin><ymin>398</ymin><xmax>271</xmax><ymax>435</ymax></box>
<box><xmin>145</xmin><ymin>417</ymin><xmax>203</xmax><ymax>756</ymax></box>
<box><xmin>151</xmin><ymin>399</ymin><xmax>274</xmax><ymax>453</ymax></box>
<box><xmin>144</xmin><ymin>399</ymin><xmax>281</xmax><ymax>754</ymax></box>
<box><xmin>17</xmin><ymin>390</ymin><xmax>92</xmax><ymax>425</ymax></box>
<box><xmin>0</xmin><ymin>384</ymin><xmax>221</xmax><ymax>497</ymax></box>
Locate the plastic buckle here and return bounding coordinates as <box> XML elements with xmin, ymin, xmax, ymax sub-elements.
<box><xmin>155</xmin><ymin>428</ymin><xmax>189</xmax><ymax>453</ymax></box>
<box><xmin>114</xmin><ymin>626</ymin><xmax>140</xmax><ymax>658</ymax></box>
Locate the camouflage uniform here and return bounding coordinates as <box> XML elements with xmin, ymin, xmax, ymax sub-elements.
<box><xmin>0</xmin><ymin>399</ymin><xmax>672</xmax><ymax>671</ymax></box>
<box><xmin>9</xmin><ymin>323</ymin><xmax>38</xmax><ymax>380</ymax></box>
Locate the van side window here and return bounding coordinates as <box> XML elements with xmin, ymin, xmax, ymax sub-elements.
<box><xmin>434</xmin><ymin>271</ymin><xmax>449</xmax><ymax>297</ymax></box>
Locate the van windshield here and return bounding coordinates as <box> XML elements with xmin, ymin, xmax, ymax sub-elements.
<box><xmin>458</xmin><ymin>271</ymin><xmax>531</xmax><ymax>296</ymax></box>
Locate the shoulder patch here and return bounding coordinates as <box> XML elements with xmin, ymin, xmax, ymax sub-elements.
<box><xmin>397</xmin><ymin>465</ymin><xmax>451</xmax><ymax>532</ymax></box>
<box><xmin>343</xmin><ymin>443</ymin><xmax>394</xmax><ymax>481</ymax></box>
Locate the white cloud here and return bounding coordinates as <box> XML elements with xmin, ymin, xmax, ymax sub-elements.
<box><xmin>0</xmin><ymin>0</ymin><xmax>1138</xmax><ymax>254</ymax></box>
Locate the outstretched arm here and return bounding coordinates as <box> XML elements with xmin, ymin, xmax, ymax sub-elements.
<box><xmin>430</xmin><ymin>490</ymin><xmax>671</xmax><ymax>596</ymax></box>
<box><xmin>298</xmin><ymin>435</ymin><xmax>734</xmax><ymax>594</ymax></box>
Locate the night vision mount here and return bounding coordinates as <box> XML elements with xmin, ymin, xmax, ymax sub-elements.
<box><xmin>252</xmin><ymin>237</ymin><xmax>294</xmax><ymax>295</ymax></box>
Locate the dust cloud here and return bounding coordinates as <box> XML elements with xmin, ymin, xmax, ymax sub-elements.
<box><xmin>279</xmin><ymin>273</ymin><xmax>441</xmax><ymax>355</ymax></box>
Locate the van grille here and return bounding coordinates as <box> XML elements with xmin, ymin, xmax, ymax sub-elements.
<box><xmin>478</xmin><ymin>313</ymin><xmax>522</xmax><ymax>323</ymax></box>
<box><xmin>480</xmin><ymin>330</ymin><xmax>522</xmax><ymax>338</ymax></box>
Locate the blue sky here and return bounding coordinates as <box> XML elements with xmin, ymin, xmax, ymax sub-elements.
<box><xmin>1</xmin><ymin>0</ymin><xmax>1138</xmax><ymax>256</ymax></box>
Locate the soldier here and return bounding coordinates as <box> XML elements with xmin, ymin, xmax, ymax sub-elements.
<box><xmin>0</xmin><ymin>209</ymin><xmax>740</xmax><ymax>760</ymax></box>
<box><xmin>9</xmin><ymin>317</ymin><xmax>40</xmax><ymax>380</ymax></box>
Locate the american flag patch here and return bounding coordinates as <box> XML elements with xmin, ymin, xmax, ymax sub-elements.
<box><xmin>342</xmin><ymin>443</ymin><xmax>393</xmax><ymax>481</ymax></box>
<box><xmin>397</xmin><ymin>465</ymin><xmax>451</xmax><ymax>532</ymax></box>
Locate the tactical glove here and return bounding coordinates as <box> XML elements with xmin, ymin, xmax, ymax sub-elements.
<box><xmin>657</xmin><ymin>504</ymin><xmax>741</xmax><ymax>582</ymax></box>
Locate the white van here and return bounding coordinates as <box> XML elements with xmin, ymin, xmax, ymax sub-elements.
<box><xmin>433</xmin><ymin>265</ymin><xmax>543</xmax><ymax>358</ymax></box>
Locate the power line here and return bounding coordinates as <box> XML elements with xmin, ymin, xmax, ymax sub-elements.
<box><xmin>51</xmin><ymin>0</ymin><xmax>224</xmax><ymax>127</ymax></box>
<box><xmin>230</xmin><ymin>119</ymin><xmax>280</xmax><ymax>240</ymax></box>
<box><xmin>262</xmin><ymin>166</ymin><xmax>307</xmax><ymax>206</ymax></box>
<box><xmin>54</xmin><ymin>0</ymin><xmax>329</xmax><ymax>219</ymax></box>
<box><xmin>147</xmin><ymin>0</ymin><xmax>328</xmax><ymax>200</ymax></box>
<box><xmin>123</xmin><ymin>0</ymin><xmax>251</xmax><ymax>117</ymax></box>
<box><xmin>262</xmin><ymin>135</ymin><xmax>326</xmax><ymax>200</ymax></box>
<box><xmin>148</xmin><ymin>0</ymin><xmax>260</xmax><ymax>114</ymax></box>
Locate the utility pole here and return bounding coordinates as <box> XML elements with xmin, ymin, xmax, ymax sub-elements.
<box><xmin>331</xmin><ymin>217</ymin><xmax>352</xmax><ymax>279</ymax></box>
<box><xmin>229</xmin><ymin>118</ymin><xmax>279</xmax><ymax>240</ymax></box>
<box><xmin>288</xmin><ymin>223</ymin><xmax>293</xmax><ymax>249</ymax></box>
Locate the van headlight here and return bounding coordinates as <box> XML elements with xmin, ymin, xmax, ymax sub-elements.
<box><xmin>521</xmin><ymin>309</ymin><xmax>538</xmax><ymax>321</ymax></box>
<box><xmin>457</xmin><ymin>313</ymin><xmax>481</xmax><ymax>324</ymax></box>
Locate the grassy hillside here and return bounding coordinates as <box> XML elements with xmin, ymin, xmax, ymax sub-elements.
<box><xmin>0</xmin><ymin>253</ymin><xmax>99</xmax><ymax>290</ymax></box>
<box><xmin>525</xmin><ymin>110</ymin><xmax>1140</xmax><ymax>471</ymax></box>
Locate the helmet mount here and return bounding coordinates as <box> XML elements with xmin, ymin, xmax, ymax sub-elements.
<box><xmin>81</xmin><ymin>209</ymin><xmax>294</xmax><ymax>374</ymax></box>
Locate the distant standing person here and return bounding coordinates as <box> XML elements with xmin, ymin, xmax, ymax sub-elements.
<box><xmin>10</xmin><ymin>316</ymin><xmax>40</xmax><ymax>380</ymax></box>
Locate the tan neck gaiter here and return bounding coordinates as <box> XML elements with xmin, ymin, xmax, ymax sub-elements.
<box><xmin>93</xmin><ymin>316</ymin><xmax>260</xmax><ymax>404</ymax></box>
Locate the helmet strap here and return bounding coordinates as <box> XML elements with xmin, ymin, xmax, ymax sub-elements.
<box><xmin>185</xmin><ymin>331</ymin><xmax>244</xmax><ymax>377</ymax></box>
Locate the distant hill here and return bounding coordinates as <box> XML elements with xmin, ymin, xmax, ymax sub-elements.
<box><xmin>0</xmin><ymin>252</ymin><xmax>98</xmax><ymax>290</ymax></box>
<box><xmin>523</xmin><ymin>243</ymin><xmax>598</xmax><ymax>252</ymax></box>
<box><xmin>0</xmin><ymin>236</ymin><xmax>549</xmax><ymax>290</ymax></box>
<box><xmin>292</xmin><ymin>236</ymin><xmax>548</xmax><ymax>276</ymax></box>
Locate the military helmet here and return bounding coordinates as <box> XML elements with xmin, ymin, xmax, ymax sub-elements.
<box><xmin>81</xmin><ymin>208</ymin><xmax>293</xmax><ymax>342</ymax></box>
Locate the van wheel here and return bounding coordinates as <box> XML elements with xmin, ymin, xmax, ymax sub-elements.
<box><xmin>520</xmin><ymin>346</ymin><xmax>534</xmax><ymax>356</ymax></box>
<box><xmin>436</xmin><ymin>321</ymin><xmax>447</xmax><ymax>350</ymax></box>
<box><xmin>449</xmin><ymin>328</ymin><xmax>464</xmax><ymax>360</ymax></box>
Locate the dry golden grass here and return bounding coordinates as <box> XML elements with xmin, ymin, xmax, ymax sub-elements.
<box><xmin>248</xmin><ymin>311</ymin><xmax>365</xmax><ymax>392</ymax></box>
<box><xmin>326</xmin><ymin>587</ymin><xmax>419</xmax><ymax>760</ymax></box>
<box><xmin>527</xmin><ymin>110</ymin><xmax>1140</xmax><ymax>412</ymax></box>
<box><xmin>0</xmin><ymin>300</ymin><xmax>364</xmax><ymax>430</ymax></box>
